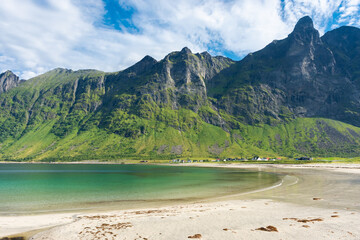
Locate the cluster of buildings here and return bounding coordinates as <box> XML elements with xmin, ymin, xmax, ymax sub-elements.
<box><xmin>250</xmin><ymin>157</ymin><xmax>281</xmax><ymax>161</ymax></box>
<box><xmin>169</xmin><ymin>156</ymin><xmax>313</xmax><ymax>163</ymax></box>
<box><xmin>170</xmin><ymin>159</ymin><xmax>210</xmax><ymax>163</ymax></box>
<box><xmin>169</xmin><ymin>157</ymin><xmax>283</xmax><ymax>163</ymax></box>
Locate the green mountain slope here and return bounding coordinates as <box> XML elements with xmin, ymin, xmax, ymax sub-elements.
<box><xmin>2</xmin><ymin>112</ymin><xmax>360</xmax><ymax>161</ymax></box>
<box><xmin>1</xmin><ymin>17</ymin><xmax>360</xmax><ymax>161</ymax></box>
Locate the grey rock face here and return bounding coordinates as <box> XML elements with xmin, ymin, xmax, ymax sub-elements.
<box><xmin>2</xmin><ymin>16</ymin><xmax>360</xmax><ymax>134</ymax></box>
<box><xmin>209</xmin><ymin>16</ymin><xmax>360</xmax><ymax>127</ymax></box>
<box><xmin>322</xmin><ymin>26</ymin><xmax>360</xmax><ymax>81</ymax></box>
<box><xmin>154</xmin><ymin>47</ymin><xmax>233</xmax><ymax>109</ymax></box>
<box><xmin>0</xmin><ymin>70</ymin><xmax>21</xmax><ymax>93</ymax></box>
<box><xmin>105</xmin><ymin>47</ymin><xmax>234</xmax><ymax>113</ymax></box>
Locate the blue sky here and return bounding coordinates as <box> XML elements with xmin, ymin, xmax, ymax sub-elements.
<box><xmin>0</xmin><ymin>0</ymin><xmax>359</xmax><ymax>79</ymax></box>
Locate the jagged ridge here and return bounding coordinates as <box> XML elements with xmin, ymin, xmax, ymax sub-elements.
<box><xmin>1</xmin><ymin>16</ymin><xmax>360</xmax><ymax>161</ymax></box>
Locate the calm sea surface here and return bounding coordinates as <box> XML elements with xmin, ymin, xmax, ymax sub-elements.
<box><xmin>0</xmin><ymin>164</ymin><xmax>280</xmax><ymax>214</ymax></box>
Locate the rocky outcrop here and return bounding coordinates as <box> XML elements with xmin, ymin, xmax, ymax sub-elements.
<box><xmin>209</xmin><ymin>16</ymin><xmax>360</xmax><ymax>127</ymax></box>
<box><xmin>148</xmin><ymin>47</ymin><xmax>233</xmax><ymax>110</ymax></box>
<box><xmin>0</xmin><ymin>70</ymin><xmax>21</xmax><ymax>93</ymax></box>
<box><xmin>2</xmin><ymin>16</ymin><xmax>360</xmax><ymax>159</ymax></box>
<box><xmin>104</xmin><ymin>47</ymin><xmax>234</xmax><ymax>117</ymax></box>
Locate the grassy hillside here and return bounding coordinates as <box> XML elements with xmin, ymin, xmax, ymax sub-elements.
<box><xmin>1</xmin><ymin>112</ymin><xmax>360</xmax><ymax>161</ymax></box>
<box><xmin>1</xmin><ymin>45</ymin><xmax>360</xmax><ymax>161</ymax></box>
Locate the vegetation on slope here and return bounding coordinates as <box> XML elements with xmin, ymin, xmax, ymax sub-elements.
<box><xmin>1</xmin><ymin>24</ymin><xmax>360</xmax><ymax>162</ymax></box>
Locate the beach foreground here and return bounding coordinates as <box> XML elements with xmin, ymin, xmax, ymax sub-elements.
<box><xmin>1</xmin><ymin>163</ymin><xmax>360</xmax><ymax>240</ymax></box>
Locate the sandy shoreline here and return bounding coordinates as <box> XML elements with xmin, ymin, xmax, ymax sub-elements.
<box><xmin>30</xmin><ymin>199</ymin><xmax>360</xmax><ymax>240</ymax></box>
<box><xmin>1</xmin><ymin>163</ymin><xmax>360</xmax><ymax>239</ymax></box>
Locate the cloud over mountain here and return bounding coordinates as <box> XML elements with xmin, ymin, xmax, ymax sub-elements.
<box><xmin>0</xmin><ymin>0</ymin><xmax>359</xmax><ymax>79</ymax></box>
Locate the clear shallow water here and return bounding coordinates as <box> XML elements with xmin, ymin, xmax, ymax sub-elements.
<box><xmin>0</xmin><ymin>164</ymin><xmax>280</xmax><ymax>214</ymax></box>
<box><xmin>250</xmin><ymin>168</ymin><xmax>360</xmax><ymax>211</ymax></box>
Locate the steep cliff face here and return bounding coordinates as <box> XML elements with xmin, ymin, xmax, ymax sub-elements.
<box><xmin>99</xmin><ymin>47</ymin><xmax>233</xmax><ymax>136</ymax></box>
<box><xmin>0</xmin><ymin>70</ymin><xmax>22</xmax><ymax>93</ymax></box>
<box><xmin>0</xmin><ymin>49</ymin><xmax>233</xmax><ymax>141</ymax></box>
<box><xmin>209</xmin><ymin>16</ymin><xmax>360</xmax><ymax>127</ymax></box>
<box><xmin>322</xmin><ymin>26</ymin><xmax>360</xmax><ymax>78</ymax></box>
<box><xmin>1</xmin><ymin>16</ymin><xmax>360</xmax><ymax>161</ymax></box>
<box><xmin>105</xmin><ymin>47</ymin><xmax>233</xmax><ymax>111</ymax></box>
<box><xmin>149</xmin><ymin>47</ymin><xmax>233</xmax><ymax>110</ymax></box>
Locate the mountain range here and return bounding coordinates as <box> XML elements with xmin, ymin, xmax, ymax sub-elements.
<box><xmin>1</xmin><ymin>16</ymin><xmax>360</xmax><ymax>161</ymax></box>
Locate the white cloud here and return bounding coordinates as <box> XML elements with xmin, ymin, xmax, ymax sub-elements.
<box><xmin>281</xmin><ymin>0</ymin><xmax>343</xmax><ymax>34</ymax></box>
<box><xmin>119</xmin><ymin>0</ymin><xmax>291</xmax><ymax>56</ymax></box>
<box><xmin>0</xmin><ymin>0</ymin><xmax>96</xmax><ymax>78</ymax></box>
<box><xmin>0</xmin><ymin>0</ymin><xmax>359</xmax><ymax>79</ymax></box>
<box><xmin>20</xmin><ymin>71</ymin><xmax>40</xmax><ymax>80</ymax></box>
<box><xmin>282</xmin><ymin>0</ymin><xmax>360</xmax><ymax>33</ymax></box>
<box><xmin>0</xmin><ymin>0</ymin><xmax>178</xmax><ymax>79</ymax></box>
<box><xmin>337</xmin><ymin>0</ymin><xmax>360</xmax><ymax>26</ymax></box>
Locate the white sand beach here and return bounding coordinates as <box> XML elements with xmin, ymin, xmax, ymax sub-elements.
<box><xmin>1</xmin><ymin>163</ymin><xmax>360</xmax><ymax>240</ymax></box>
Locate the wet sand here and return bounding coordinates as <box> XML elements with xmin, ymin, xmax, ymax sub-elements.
<box><xmin>1</xmin><ymin>163</ymin><xmax>360</xmax><ymax>239</ymax></box>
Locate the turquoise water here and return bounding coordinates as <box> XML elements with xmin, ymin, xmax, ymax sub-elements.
<box><xmin>0</xmin><ymin>164</ymin><xmax>280</xmax><ymax>214</ymax></box>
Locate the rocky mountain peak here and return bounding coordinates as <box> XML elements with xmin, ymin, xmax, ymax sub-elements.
<box><xmin>180</xmin><ymin>47</ymin><xmax>192</xmax><ymax>55</ymax></box>
<box><xmin>290</xmin><ymin>16</ymin><xmax>321</xmax><ymax>44</ymax></box>
<box><xmin>199</xmin><ymin>51</ymin><xmax>211</xmax><ymax>59</ymax></box>
<box><xmin>3</xmin><ymin>70</ymin><xmax>13</xmax><ymax>75</ymax></box>
<box><xmin>124</xmin><ymin>55</ymin><xmax>157</xmax><ymax>75</ymax></box>
<box><xmin>0</xmin><ymin>70</ymin><xmax>21</xmax><ymax>93</ymax></box>
<box><xmin>293</xmin><ymin>16</ymin><xmax>314</xmax><ymax>31</ymax></box>
<box><xmin>141</xmin><ymin>55</ymin><xmax>157</xmax><ymax>64</ymax></box>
